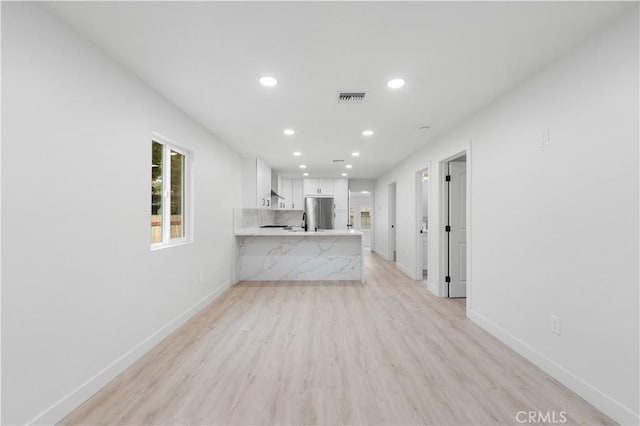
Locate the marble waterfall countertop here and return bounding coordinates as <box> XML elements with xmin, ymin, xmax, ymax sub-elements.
<box><xmin>234</xmin><ymin>228</ymin><xmax>364</xmax><ymax>282</ymax></box>
<box><xmin>234</xmin><ymin>228</ymin><xmax>363</xmax><ymax>237</ymax></box>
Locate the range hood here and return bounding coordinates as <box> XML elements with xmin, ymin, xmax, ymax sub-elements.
<box><xmin>271</xmin><ymin>170</ymin><xmax>284</xmax><ymax>199</ymax></box>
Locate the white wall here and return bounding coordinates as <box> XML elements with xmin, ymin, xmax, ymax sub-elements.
<box><xmin>2</xmin><ymin>3</ymin><xmax>242</xmax><ymax>424</ymax></box>
<box><xmin>374</xmin><ymin>9</ymin><xmax>639</xmax><ymax>425</ymax></box>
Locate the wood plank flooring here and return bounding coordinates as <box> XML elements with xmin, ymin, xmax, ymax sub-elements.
<box><xmin>60</xmin><ymin>251</ymin><xmax>613</xmax><ymax>425</ymax></box>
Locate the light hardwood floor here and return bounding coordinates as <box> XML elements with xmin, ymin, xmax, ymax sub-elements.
<box><xmin>61</xmin><ymin>251</ymin><xmax>613</xmax><ymax>425</ymax></box>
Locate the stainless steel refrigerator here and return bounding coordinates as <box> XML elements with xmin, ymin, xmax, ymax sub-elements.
<box><xmin>304</xmin><ymin>197</ymin><xmax>334</xmax><ymax>230</ymax></box>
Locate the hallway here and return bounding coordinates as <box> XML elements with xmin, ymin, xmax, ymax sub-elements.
<box><xmin>61</xmin><ymin>252</ymin><xmax>612</xmax><ymax>425</ymax></box>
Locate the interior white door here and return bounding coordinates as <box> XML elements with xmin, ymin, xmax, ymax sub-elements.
<box><xmin>389</xmin><ymin>183</ymin><xmax>397</xmax><ymax>262</ymax></box>
<box><xmin>448</xmin><ymin>161</ymin><xmax>467</xmax><ymax>297</ymax></box>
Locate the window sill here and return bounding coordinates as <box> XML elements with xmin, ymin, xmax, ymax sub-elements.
<box><xmin>151</xmin><ymin>239</ymin><xmax>192</xmax><ymax>251</ymax></box>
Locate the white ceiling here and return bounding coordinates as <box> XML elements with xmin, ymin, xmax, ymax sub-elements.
<box><xmin>46</xmin><ymin>1</ymin><xmax>632</xmax><ymax>179</ymax></box>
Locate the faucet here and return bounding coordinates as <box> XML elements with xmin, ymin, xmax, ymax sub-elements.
<box><xmin>302</xmin><ymin>212</ymin><xmax>308</xmax><ymax>232</ymax></box>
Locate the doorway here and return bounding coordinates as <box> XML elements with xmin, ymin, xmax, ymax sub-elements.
<box><xmin>349</xmin><ymin>190</ymin><xmax>373</xmax><ymax>247</ymax></box>
<box><xmin>416</xmin><ymin>168</ymin><xmax>430</xmax><ymax>284</ymax></box>
<box><xmin>444</xmin><ymin>155</ymin><xmax>467</xmax><ymax>298</ymax></box>
<box><xmin>388</xmin><ymin>182</ymin><xmax>397</xmax><ymax>262</ymax></box>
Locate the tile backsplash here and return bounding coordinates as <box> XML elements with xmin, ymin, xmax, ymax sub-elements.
<box><xmin>275</xmin><ymin>210</ymin><xmax>304</xmax><ymax>226</ymax></box>
<box><xmin>234</xmin><ymin>208</ymin><xmax>304</xmax><ymax>229</ymax></box>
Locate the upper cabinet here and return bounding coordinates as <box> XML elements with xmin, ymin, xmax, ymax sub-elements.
<box><xmin>242</xmin><ymin>157</ymin><xmax>272</xmax><ymax>209</ymax></box>
<box><xmin>256</xmin><ymin>158</ymin><xmax>272</xmax><ymax>208</ymax></box>
<box><xmin>303</xmin><ymin>179</ymin><xmax>334</xmax><ymax>196</ymax></box>
<box><xmin>291</xmin><ymin>179</ymin><xmax>303</xmax><ymax>210</ymax></box>
<box><xmin>333</xmin><ymin>179</ymin><xmax>348</xmax><ymax>211</ymax></box>
<box><xmin>271</xmin><ymin>172</ymin><xmax>285</xmax><ymax>210</ymax></box>
<box><xmin>281</xmin><ymin>178</ymin><xmax>292</xmax><ymax>209</ymax></box>
<box><xmin>270</xmin><ymin>176</ymin><xmax>303</xmax><ymax>210</ymax></box>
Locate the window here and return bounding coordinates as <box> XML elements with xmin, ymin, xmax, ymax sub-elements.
<box><xmin>360</xmin><ymin>207</ymin><xmax>371</xmax><ymax>230</ymax></box>
<box><xmin>151</xmin><ymin>137</ymin><xmax>189</xmax><ymax>247</ymax></box>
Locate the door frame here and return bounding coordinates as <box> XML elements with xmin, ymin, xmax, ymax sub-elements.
<box><xmin>388</xmin><ymin>182</ymin><xmax>397</xmax><ymax>262</ymax></box>
<box><xmin>414</xmin><ymin>166</ymin><xmax>431</xmax><ymax>284</ymax></box>
<box><xmin>439</xmin><ymin>149</ymin><xmax>472</xmax><ymax>308</ymax></box>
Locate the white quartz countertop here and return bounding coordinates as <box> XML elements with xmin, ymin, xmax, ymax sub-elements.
<box><xmin>235</xmin><ymin>228</ymin><xmax>363</xmax><ymax>237</ymax></box>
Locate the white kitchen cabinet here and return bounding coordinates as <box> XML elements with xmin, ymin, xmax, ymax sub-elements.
<box><xmin>303</xmin><ymin>179</ymin><xmax>316</xmax><ymax>196</ymax></box>
<box><xmin>242</xmin><ymin>157</ymin><xmax>272</xmax><ymax>209</ymax></box>
<box><xmin>334</xmin><ymin>210</ymin><xmax>349</xmax><ymax>230</ymax></box>
<box><xmin>333</xmin><ymin>178</ymin><xmax>348</xmax><ymax>211</ymax></box>
<box><xmin>257</xmin><ymin>158</ymin><xmax>272</xmax><ymax>208</ymax></box>
<box><xmin>304</xmin><ymin>179</ymin><xmax>333</xmax><ymax>196</ymax></box>
<box><xmin>291</xmin><ymin>179</ymin><xmax>303</xmax><ymax>210</ymax></box>
<box><xmin>279</xmin><ymin>178</ymin><xmax>292</xmax><ymax>210</ymax></box>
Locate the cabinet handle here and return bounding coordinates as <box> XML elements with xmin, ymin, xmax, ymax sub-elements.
<box><xmin>262</xmin><ymin>199</ymin><xmax>265</xmax><ymax>206</ymax></box>
<box><xmin>267</xmin><ymin>199</ymin><xmax>270</xmax><ymax>207</ymax></box>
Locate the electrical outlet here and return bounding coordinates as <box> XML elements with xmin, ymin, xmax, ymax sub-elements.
<box><xmin>550</xmin><ymin>315</ymin><xmax>561</xmax><ymax>335</ymax></box>
<box><xmin>199</xmin><ymin>272</ymin><xmax>205</xmax><ymax>283</ymax></box>
<box><xmin>540</xmin><ymin>129</ymin><xmax>550</xmax><ymax>148</ymax></box>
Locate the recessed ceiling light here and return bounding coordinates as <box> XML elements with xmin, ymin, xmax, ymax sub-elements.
<box><xmin>283</xmin><ymin>129</ymin><xmax>295</xmax><ymax>136</ymax></box>
<box><xmin>345</xmin><ymin>164</ymin><xmax>353</xmax><ymax>169</ymax></box>
<box><xmin>299</xmin><ymin>164</ymin><xmax>306</xmax><ymax>169</ymax></box>
<box><xmin>293</xmin><ymin>151</ymin><xmax>302</xmax><ymax>156</ymax></box>
<box><xmin>352</xmin><ymin>152</ymin><xmax>360</xmax><ymax>157</ymax></box>
<box><xmin>303</xmin><ymin>172</ymin><xmax>309</xmax><ymax>176</ymax></box>
<box><xmin>341</xmin><ymin>173</ymin><xmax>348</xmax><ymax>177</ymax></box>
<box><xmin>259</xmin><ymin>76</ymin><xmax>277</xmax><ymax>87</ymax></box>
<box><xmin>387</xmin><ymin>78</ymin><xmax>405</xmax><ymax>89</ymax></box>
<box><xmin>362</xmin><ymin>130</ymin><xmax>374</xmax><ymax>137</ymax></box>
<box><xmin>361</xmin><ymin>191</ymin><xmax>370</xmax><ymax>194</ymax></box>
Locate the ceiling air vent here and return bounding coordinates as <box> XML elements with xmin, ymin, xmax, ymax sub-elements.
<box><xmin>337</xmin><ymin>92</ymin><xmax>366</xmax><ymax>104</ymax></box>
<box><xmin>332</xmin><ymin>159</ymin><xmax>345</xmax><ymax>163</ymax></box>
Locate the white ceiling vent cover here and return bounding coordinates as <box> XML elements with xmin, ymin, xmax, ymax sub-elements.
<box><xmin>337</xmin><ymin>92</ymin><xmax>366</xmax><ymax>104</ymax></box>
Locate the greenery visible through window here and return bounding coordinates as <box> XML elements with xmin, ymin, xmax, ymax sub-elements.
<box><xmin>151</xmin><ymin>139</ymin><xmax>187</xmax><ymax>246</ymax></box>
<box><xmin>151</xmin><ymin>142</ymin><xmax>163</xmax><ymax>243</ymax></box>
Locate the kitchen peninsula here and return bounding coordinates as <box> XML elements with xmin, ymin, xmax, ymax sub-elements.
<box><xmin>234</xmin><ymin>227</ymin><xmax>364</xmax><ymax>282</ymax></box>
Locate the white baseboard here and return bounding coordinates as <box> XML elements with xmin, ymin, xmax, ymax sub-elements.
<box><xmin>426</xmin><ymin>280</ymin><xmax>439</xmax><ymax>296</ymax></box>
<box><xmin>27</xmin><ymin>280</ymin><xmax>232</xmax><ymax>425</ymax></box>
<box><xmin>395</xmin><ymin>262</ymin><xmax>413</xmax><ymax>279</ymax></box>
<box><xmin>468</xmin><ymin>310</ymin><xmax>639</xmax><ymax>426</ymax></box>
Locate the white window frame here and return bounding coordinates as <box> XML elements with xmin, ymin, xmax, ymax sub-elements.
<box><xmin>151</xmin><ymin>132</ymin><xmax>192</xmax><ymax>250</ymax></box>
